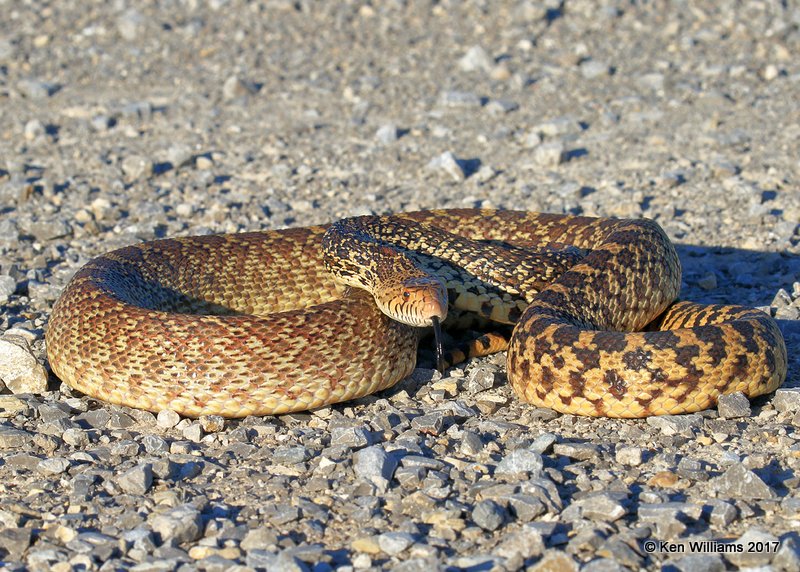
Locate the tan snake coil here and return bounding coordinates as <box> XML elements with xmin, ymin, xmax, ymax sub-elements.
<box><xmin>46</xmin><ymin>209</ymin><xmax>787</xmax><ymax>418</ymax></box>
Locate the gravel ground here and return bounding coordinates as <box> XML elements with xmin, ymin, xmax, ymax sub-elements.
<box><xmin>1</xmin><ymin>1</ymin><xmax>800</xmax><ymax>570</ymax></box>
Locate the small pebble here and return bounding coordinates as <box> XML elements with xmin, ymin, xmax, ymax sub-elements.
<box><xmin>156</xmin><ymin>409</ymin><xmax>181</xmax><ymax>429</ymax></box>
<box><xmin>472</xmin><ymin>499</ymin><xmax>506</xmax><ymax>531</ymax></box>
<box><xmin>532</xmin><ymin>141</ymin><xmax>565</xmax><ymax>167</ymax></box>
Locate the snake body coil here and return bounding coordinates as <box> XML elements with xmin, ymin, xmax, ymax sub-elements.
<box><xmin>47</xmin><ymin>210</ymin><xmax>786</xmax><ymax>418</ymax></box>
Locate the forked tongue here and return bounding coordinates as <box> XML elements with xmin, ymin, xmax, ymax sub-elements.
<box><xmin>431</xmin><ymin>316</ymin><xmax>445</xmax><ymax>373</ymax></box>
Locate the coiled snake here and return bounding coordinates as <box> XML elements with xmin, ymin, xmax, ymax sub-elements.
<box><xmin>46</xmin><ymin>210</ymin><xmax>787</xmax><ymax>418</ymax></box>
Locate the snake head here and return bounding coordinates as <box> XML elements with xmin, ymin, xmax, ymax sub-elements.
<box><xmin>375</xmin><ymin>276</ymin><xmax>448</xmax><ymax>328</ymax></box>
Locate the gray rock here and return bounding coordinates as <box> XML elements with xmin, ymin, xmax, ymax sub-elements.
<box><xmin>0</xmin><ymin>275</ymin><xmax>16</xmax><ymax>303</ymax></box>
<box><xmin>485</xmin><ymin>99</ymin><xmax>519</xmax><ymax>114</ymax></box>
<box><xmin>241</xmin><ymin>527</ymin><xmax>279</xmax><ymax>551</ymax></box>
<box><xmin>646</xmin><ymin>414</ymin><xmax>703</xmax><ymax>436</ymax></box>
<box><xmin>266</xmin><ymin>503</ymin><xmax>300</xmax><ymax>525</ymax></box>
<box><xmin>638</xmin><ymin>502</ymin><xmax>703</xmax><ymax>521</ymax></box>
<box><xmin>530</xmin><ymin>433</ymin><xmax>557</xmax><ymax>454</ymax></box>
<box><xmin>495</xmin><ymin>449</ymin><xmax>544</xmax><ymax>476</ymax></box>
<box><xmin>181</xmin><ymin>422</ymin><xmax>202</xmax><ymax>444</ymax></box>
<box><xmin>24</xmin><ymin>119</ymin><xmax>45</xmax><ymax>141</ymax></box>
<box><xmin>62</xmin><ymin>427</ymin><xmax>89</xmax><ymax>448</ymax></box>
<box><xmin>717</xmin><ymin>391</ymin><xmax>751</xmax><ymax>418</ymax></box>
<box><xmin>156</xmin><ymin>409</ymin><xmax>181</xmax><ymax>428</ymax></box>
<box><xmin>676</xmin><ymin>457</ymin><xmax>708</xmax><ymax>481</ymax></box>
<box><xmin>148</xmin><ymin>504</ymin><xmax>202</xmax><ymax>544</ymax></box>
<box><xmin>726</xmin><ymin>528</ymin><xmax>779</xmax><ymax>567</ymax></box>
<box><xmin>375</xmin><ymin>124</ymin><xmax>399</xmax><ymax>145</ymax></box>
<box><xmin>458</xmin><ymin>45</ymin><xmax>493</xmax><ymax>72</ymax></box>
<box><xmin>615</xmin><ymin>446</ymin><xmax>644</xmax><ymax>466</ymax></box>
<box><xmin>166</xmin><ymin>144</ymin><xmax>195</xmax><ymax>168</ymax></box>
<box><xmin>272</xmin><ymin>445</ymin><xmax>311</xmax><ymax>464</ymax></box>
<box><xmin>17</xmin><ymin>78</ymin><xmax>57</xmax><ymax>98</ymax></box>
<box><xmin>0</xmin><ymin>527</ymin><xmax>33</xmax><ymax>561</ymax></box>
<box><xmin>532</xmin><ymin>141</ymin><xmax>565</xmax><ymax>167</ymax></box>
<box><xmin>331</xmin><ymin>425</ymin><xmax>371</xmax><ymax>447</ymax></box>
<box><xmin>246</xmin><ymin>550</ymin><xmax>309</xmax><ymax>572</ymax></box>
<box><xmin>580</xmin><ymin>60</ymin><xmax>610</xmax><ymax>79</ymax></box>
<box><xmin>438</xmin><ymin>90</ymin><xmax>482</xmax><ymax>107</ymax></box>
<box><xmin>460</xmin><ymin>430</ymin><xmax>483</xmax><ymax>455</ymax></box>
<box><xmin>508</xmin><ymin>494</ymin><xmax>546</xmax><ymax>522</ymax></box>
<box><xmin>581</xmin><ymin>558</ymin><xmax>624</xmax><ymax>572</ymax></box>
<box><xmin>465</xmin><ymin>366</ymin><xmax>499</xmax><ymax>393</ymax></box>
<box><xmin>576</xmin><ymin>493</ymin><xmax>627</xmax><ymax>522</ymax></box>
<box><xmin>411</xmin><ymin>412</ymin><xmax>446</xmax><ymax>435</ymax></box>
<box><xmin>712</xmin><ymin>463</ymin><xmax>776</xmax><ymax>499</ymax></box>
<box><xmin>426</xmin><ymin>151</ymin><xmax>466</xmax><ymax>182</ymax></box>
<box><xmin>773</xmin><ymin>388</ymin><xmax>800</xmax><ymax>413</ymax></box>
<box><xmin>773</xmin><ymin>536</ymin><xmax>800</xmax><ymax>571</ymax></box>
<box><xmin>665</xmin><ymin>554</ymin><xmax>726</xmax><ymax>572</ymax></box>
<box><xmin>117</xmin><ymin>463</ymin><xmax>153</xmax><ymax>495</ymax></box>
<box><xmin>0</xmin><ymin>339</ymin><xmax>48</xmax><ymax>395</ymax></box>
<box><xmin>472</xmin><ymin>499</ymin><xmax>506</xmax><ymax>531</ymax></box>
<box><xmin>222</xmin><ymin>75</ymin><xmax>257</xmax><ymax>100</ymax></box>
<box><xmin>553</xmin><ymin>442</ymin><xmax>600</xmax><ymax>461</ymax></box>
<box><xmin>353</xmin><ymin>445</ymin><xmax>398</xmax><ymax>486</ymax></box>
<box><xmin>121</xmin><ymin>155</ymin><xmax>152</xmax><ymax>180</ymax></box>
<box><xmin>535</xmin><ymin>116</ymin><xmax>583</xmax><ymax>136</ymax></box>
<box><xmin>117</xmin><ymin>9</ymin><xmax>145</xmax><ymax>41</ymax></box>
<box><xmin>378</xmin><ymin>531</ymin><xmax>415</xmax><ymax>555</ymax></box>
<box><xmin>143</xmin><ymin>435</ymin><xmax>169</xmax><ymax>455</ymax></box>
<box><xmin>36</xmin><ymin>457</ymin><xmax>71</xmax><ymax>475</ymax></box>
<box><xmin>707</xmin><ymin>500</ymin><xmax>737</xmax><ymax>526</ymax></box>
<box><xmin>494</xmin><ymin>525</ymin><xmax>545</xmax><ymax>560</ymax></box>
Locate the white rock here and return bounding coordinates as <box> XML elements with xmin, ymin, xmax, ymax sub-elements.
<box><xmin>458</xmin><ymin>45</ymin><xmax>493</xmax><ymax>72</ymax></box>
<box><xmin>0</xmin><ymin>339</ymin><xmax>48</xmax><ymax>394</ymax></box>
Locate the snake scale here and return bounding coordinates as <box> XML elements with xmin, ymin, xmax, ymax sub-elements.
<box><xmin>46</xmin><ymin>209</ymin><xmax>787</xmax><ymax>418</ymax></box>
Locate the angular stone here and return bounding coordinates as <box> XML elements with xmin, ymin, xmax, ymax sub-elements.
<box><xmin>36</xmin><ymin>457</ymin><xmax>71</xmax><ymax>475</ymax></box>
<box><xmin>375</xmin><ymin>124</ymin><xmax>399</xmax><ymax>145</ymax></box>
<box><xmin>117</xmin><ymin>463</ymin><xmax>153</xmax><ymax>495</ymax></box>
<box><xmin>532</xmin><ymin>141</ymin><xmax>565</xmax><ymax>168</ymax></box>
<box><xmin>529</xmin><ymin>550</ymin><xmax>578</xmax><ymax>572</ymax></box>
<box><xmin>378</xmin><ymin>531</ymin><xmax>415</xmax><ymax>556</ymax></box>
<box><xmin>0</xmin><ymin>426</ymin><xmax>34</xmax><ymax>448</ymax></box>
<box><xmin>472</xmin><ymin>499</ymin><xmax>506</xmax><ymax>531</ymax></box>
<box><xmin>615</xmin><ymin>446</ymin><xmax>644</xmax><ymax>466</ymax></box>
<box><xmin>553</xmin><ymin>442</ymin><xmax>600</xmax><ymax>461</ymax></box>
<box><xmin>353</xmin><ymin>445</ymin><xmax>398</xmax><ymax>487</ymax></box>
<box><xmin>156</xmin><ymin>409</ymin><xmax>181</xmax><ymax>428</ymax></box>
<box><xmin>495</xmin><ymin>449</ymin><xmax>544</xmax><ymax>476</ymax></box>
<box><xmin>148</xmin><ymin>504</ymin><xmax>202</xmax><ymax>543</ymax></box>
<box><xmin>411</xmin><ymin>412</ymin><xmax>446</xmax><ymax>435</ymax></box>
<box><xmin>646</xmin><ymin>414</ymin><xmax>703</xmax><ymax>436</ymax></box>
<box><xmin>465</xmin><ymin>366</ymin><xmax>499</xmax><ymax>393</ymax></box>
<box><xmin>0</xmin><ymin>339</ymin><xmax>48</xmax><ymax>394</ymax></box>
<box><xmin>717</xmin><ymin>392</ymin><xmax>751</xmax><ymax>418</ymax></box>
<box><xmin>665</xmin><ymin>554</ymin><xmax>725</xmax><ymax>572</ymax></box>
<box><xmin>577</xmin><ymin>493</ymin><xmax>628</xmax><ymax>522</ymax></box>
<box><xmin>726</xmin><ymin>528</ymin><xmax>779</xmax><ymax>567</ymax></box>
<box><xmin>773</xmin><ymin>388</ymin><xmax>800</xmax><ymax>413</ymax></box>
<box><xmin>712</xmin><ymin>463</ymin><xmax>776</xmax><ymax>499</ymax></box>
<box><xmin>330</xmin><ymin>426</ymin><xmax>371</xmax><ymax>447</ymax></box>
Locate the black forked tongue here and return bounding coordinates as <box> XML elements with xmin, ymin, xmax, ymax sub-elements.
<box><xmin>431</xmin><ymin>316</ymin><xmax>445</xmax><ymax>374</ymax></box>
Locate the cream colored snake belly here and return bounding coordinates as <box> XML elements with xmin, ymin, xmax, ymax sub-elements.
<box><xmin>46</xmin><ymin>209</ymin><xmax>787</xmax><ymax>418</ymax></box>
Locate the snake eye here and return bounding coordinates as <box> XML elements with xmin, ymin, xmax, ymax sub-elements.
<box><xmin>403</xmin><ymin>290</ymin><xmax>411</xmax><ymax>299</ymax></box>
